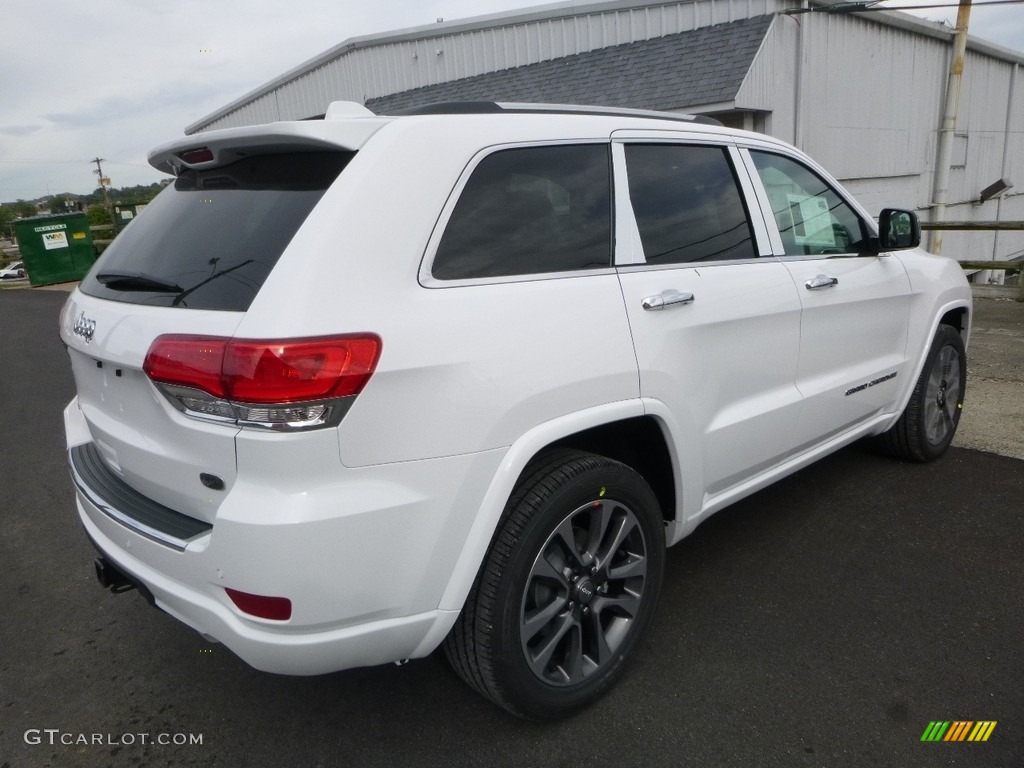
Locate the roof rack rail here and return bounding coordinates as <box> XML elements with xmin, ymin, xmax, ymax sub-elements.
<box><xmin>383</xmin><ymin>101</ymin><xmax>723</xmax><ymax>126</ymax></box>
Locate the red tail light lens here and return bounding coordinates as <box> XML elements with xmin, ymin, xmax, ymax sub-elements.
<box><xmin>225</xmin><ymin>588</ymin><xmax>292</xmax><ymax>621</ymax></box>
<box><xmin>144</xmin><ymin>334</ymin><xmax>382</xmax><ymax>404</ymax></box>
<box><xmin>178</xmin><ymin>147</ymin><xmax>215</xmax><ymax>164</ymax></box>
<box><xmin>224</xmin><ymin>336</ymin><xmax>380</xmax><ymax>403</ymax></box>
<box><xmin>143</xmin><ymin>336</ymin><xmax>229</xmax><ymax>398</ymax></box>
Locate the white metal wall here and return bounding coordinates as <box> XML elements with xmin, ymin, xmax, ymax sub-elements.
<box><xmin>192</xmin><ymin>0</ymin><xmax>778</xmax><ymax>132</ymax></box>
<box><xmin>744</xmin><ymin>12</ymin><xmax>1024</xmax><ymax>261</ymax></box>
<box><xmin>190</xmin><ymin>0</ymin><xmax>1024</xmax><ymax>263</ymax></box>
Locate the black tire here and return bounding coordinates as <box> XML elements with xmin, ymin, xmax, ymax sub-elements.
<box><xmin>881</xmin><ymin>324</ymin><xmax>966</xmax><ymax>462</ymax></box>
<box><xmin>443</xmin><ymin>448</ymin><xmax>665</xmax><ymax>719</ymax></box>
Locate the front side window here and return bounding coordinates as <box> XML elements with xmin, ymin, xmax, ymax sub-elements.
<box><xmin>750</xmin><ymin>151</ymin><xmax>869</xmax><ymax>256</ymax></box>
<box><xmin>432</xmin><ymin>144</ymin><xmax>611</xmax><ymax>280</ymax></box>
<box><xmin>624</xmin><ymin>144</ymin><xmax>757</xmax><ymax>264</ymax></box>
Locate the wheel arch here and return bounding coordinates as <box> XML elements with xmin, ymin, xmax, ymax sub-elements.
<box><xmin>548</xmin><ymin>417</ymin><xmax>676</xmax><ymax>526</ymax></box>
<box><xmin>940</xmin><ymin>304</ymin><xmax>969</xmax><ymax>339</ymax></box>
<box><xmin>436</xmin><ymin>401</ymin><xmax>678</xmax><ymax>614</ymax></box>
<box><xmin>883</xmin><ymin>296</ymin><xmax>972</xmax><ymax>433</ymax></box>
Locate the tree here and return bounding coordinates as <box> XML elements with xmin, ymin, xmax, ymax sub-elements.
<box><xmin>50</xmin><ymin>195</ymin><xmax>69</xmax><ymax>212</ymax></box>
<box><xmin>86</xmin><ymin>204</ymin><xmax>112</xmax><ymax>227</ymax></box>
<box><xmin>0</xmin><ymin>206</ymin><xmax>14</xmax><ymax>239</ymax></box>
<box><xmin>15</xmin><ymin>200</ymin><xmax>36</xmax><ymax>218</ymax></box>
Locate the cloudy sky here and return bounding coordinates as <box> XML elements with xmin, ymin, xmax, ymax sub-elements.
<box><xmin>2</xmin><ymin>0</ymin><xmax>1021</xmax><ymax>201</ymax></box>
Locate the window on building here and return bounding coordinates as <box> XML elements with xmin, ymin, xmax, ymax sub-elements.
<box><xmin>432</xmin><ymin>144</ymin><xmax>611</xmax><ymax>280</ymax></box>
<box><xmin>624</xmin><ymin>144</ymin><xmax>758</xmax><ymax>264</ymax></box>
<box><xmin>749</xmin><ymin>151</ymin><xmax>870</xmax><ymax>256</ymax></box>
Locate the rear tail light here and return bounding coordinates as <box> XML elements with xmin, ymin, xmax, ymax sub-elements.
<box><xmin>144</xmin><ymin>334</ymin><xmax>381</xmax><ymax>431</ymax></box>
<box><xmin>225</xmin><ymin>588</ymin><xmax>292</xmax><ymax>621</ymax></box>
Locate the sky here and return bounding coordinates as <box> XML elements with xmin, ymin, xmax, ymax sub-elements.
<box><xmin>2</xmin><ymin>0</ymin><xmax>1022</xmax><ymax>201</ymax></box>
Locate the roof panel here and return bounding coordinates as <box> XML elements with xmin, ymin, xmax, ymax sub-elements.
<box><xmin>367</xmin><ymin>15</ymin><xmax>773</xmax><ymax>114</ymax></box>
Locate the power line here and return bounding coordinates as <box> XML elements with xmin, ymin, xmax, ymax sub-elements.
<box><xmin>787</xmin><ymin>0</ymin><xmax>1024</xmax><ymax>12</ymax></box>
<box><xmin>879</xmin><ymin>0</ymin><xmax>1023</xmax><ymax>8</ymax></box>
<box><xmin>0</xmin><ymin>159</ymin><xmax>151</xmax><ymax>168</ymax></box>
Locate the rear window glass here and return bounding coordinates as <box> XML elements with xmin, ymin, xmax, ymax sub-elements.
<box><xmin>80</xmin><ymin>152</ymin><xmax>352</xmax><ymax>311</ymax></box>
<box><xmin>432</xmin><ymin>144</ymin><xmax>611</xmax><ymax>280</ymax></box>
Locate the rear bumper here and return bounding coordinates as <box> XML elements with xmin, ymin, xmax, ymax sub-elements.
<box><xmin>77</xmin><ymin>502</ymin><xmax>454</xmax><ymax>674</ymax></box>
<box><xmin>64</xmin><ymin>397</ymin><xmax>502</xmax><ymax>675</ymax></box>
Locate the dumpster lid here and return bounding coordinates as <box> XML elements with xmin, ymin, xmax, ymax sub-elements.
<box><xmin>13</xmin><ymin>212</ymin><xmax>89</xmax><ymax>225</ymax></box>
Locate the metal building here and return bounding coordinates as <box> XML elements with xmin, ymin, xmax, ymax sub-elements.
<box><xmin>187</xmin><ymin>0</ymin><xmax>1024</xmax><ymax>269</ymax></box>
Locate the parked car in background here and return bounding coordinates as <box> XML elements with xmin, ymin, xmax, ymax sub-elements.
<box><xmin>0</xmin><ymin>261</ymin><xmax>25</xmax><ymax>279</ymax></box>
<box><xmin>60</xmin><ymin>101</ymin><xmax>971</xmax><ymax>719</ymax></box>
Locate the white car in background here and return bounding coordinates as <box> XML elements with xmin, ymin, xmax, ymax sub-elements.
<box><xmin>0</xmin><ymin>261</ymin><xmax>25</xmax><ymax>279</ymax></box>
<box><xmin>60</xmin><ymin>101</ymin><xmax>971</xmax><ymax>719</ymax></box>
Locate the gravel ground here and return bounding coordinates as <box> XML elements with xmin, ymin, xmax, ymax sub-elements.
<box><xmin>953</xmin><ymin>296</ymin><xmax>1024</xmax><ymax>459</ymax></box>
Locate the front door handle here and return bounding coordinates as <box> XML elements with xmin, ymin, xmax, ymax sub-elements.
<box><xmin>805</xmin><ymin>275</ymin><xmax>839</xmax><ymax>290</ymax></box>
<box><xmin>642</xmin><ymin>290</ymin><xmax>695</xmax><ymax>311</ymax></box>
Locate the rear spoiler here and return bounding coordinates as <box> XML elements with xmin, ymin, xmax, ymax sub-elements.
<box><xmin>148</xmin><ymin>115</ymin><xmax>389</xmax><ymax>175</ymax></box>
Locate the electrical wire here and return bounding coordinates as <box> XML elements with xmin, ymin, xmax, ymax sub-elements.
<box><xmin>787</xmin><ymin>0</ymin><xmax>1024</xmax><ymax>12</ymax></box>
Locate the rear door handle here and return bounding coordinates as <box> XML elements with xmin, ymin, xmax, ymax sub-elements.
<box><xmin>805</xmin><ymin>275</ymin><xmax>839</xmax><ymax>290</ymax></box>
<box><xmin>642</xmin><ymin>290</ymin><xmax>695</xmax><ymax>311</ymax></box>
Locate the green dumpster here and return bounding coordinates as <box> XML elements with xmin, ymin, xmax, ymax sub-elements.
<box><xmin>113</xmin><ymin>201</ymin><xmax>149</xmax><ymax>230</ymax></box>
<box><xmin>13</xmin><ymin>213</ymin><xmax>96</xmax><ymax>286</ymax></box>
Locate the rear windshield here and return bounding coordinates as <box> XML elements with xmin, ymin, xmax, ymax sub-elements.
<box><xmin>80</xmin><ymin>151</ymin><xmax>352</xmax><ymax>311</ymax></box>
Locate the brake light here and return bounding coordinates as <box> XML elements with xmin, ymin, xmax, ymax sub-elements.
<box><xmin>143</xmin><ymin>334</ymin><xmax>381</xmax><ymax>430</ymax></box>
<box><xmin>145</xmin><ymin>334</ymin><xmax>381</xmax><ymax>403</ymax></box>
<box><xmin>143</xmin><ymin>336</ymin><xmax>228</xmax><ymax>397</ymax></box>
<box><xmin>225</xmin><ymin>337</ymin><xmax>380</xmax><ymax>403</ymax></box>
<box><xmin>178</xmin><ymin>147</ymin><xmax>214</xmax><ymax>164</ymax></box>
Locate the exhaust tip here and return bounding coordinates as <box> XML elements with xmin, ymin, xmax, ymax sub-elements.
<box><xmin>94</xmin><ymin>557</ymin><xmax>134</xmax><ymax>592</ymax></box>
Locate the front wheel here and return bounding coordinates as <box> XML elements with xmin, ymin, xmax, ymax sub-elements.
<box><xmin>881</xmin><ymin>324</ymin><xmax>966</xmax><ymax>461</ymax></box>
<box><xmin>444</xmin><ymin>449</ymin><xmax>665</xmax><ymax>719</ymax></box>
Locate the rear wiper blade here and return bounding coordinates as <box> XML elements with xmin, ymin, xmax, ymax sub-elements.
<box><xmin>95</xmin><ymin>272</ymin><xmax>183</xmax><ymax>293</ymax></box>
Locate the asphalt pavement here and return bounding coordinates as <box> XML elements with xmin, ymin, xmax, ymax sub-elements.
<box><xmin>1</xmin><ymin>289</ymin><xmax>1021</xmax><ymax>768</ymax></box>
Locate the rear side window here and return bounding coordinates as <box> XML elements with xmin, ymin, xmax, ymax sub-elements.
<box><xmin>432</xmin><ymin>144</ymin><xmax>611</xmax><ymax>280</ymax></box>
<box><xmin>624</xmin><ymin>144</ymin><xmax>757</xmax><ymax>264</ymax></box>
<box><xmin>80</xmin><ymin>152</ymin><xmax>352</xmax><ymax>311</ymax></box>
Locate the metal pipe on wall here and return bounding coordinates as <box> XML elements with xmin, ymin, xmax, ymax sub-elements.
<box><xmin>992</xmin><ymin>62</ymin><xmax>1018</xmax><ymax>271</ymax></box>
<box><xmin>929</xmin><ymin>0</ymin><xmax>973</xmax><ymax>254</ymax></box>
<box><xmin>793</xmin><ymin>0</ymin><xmax>809</xmax><ymax>149</ymax></box>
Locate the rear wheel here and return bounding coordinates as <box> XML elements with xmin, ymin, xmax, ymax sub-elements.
<box><xmin>881</xmin><ymin>324</ymin><xmax>966</xmax><ymax>461</ymax></box>
<box><xmin>444</xmin><ymin>448</ymin><xmax>665</xmax><ymax>719</ymax></box>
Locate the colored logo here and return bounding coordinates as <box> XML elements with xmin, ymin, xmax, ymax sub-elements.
<box><xmin>921</xmin><ymin>721</ymin><xmax>997</xmax><ymax>742</ymax></box>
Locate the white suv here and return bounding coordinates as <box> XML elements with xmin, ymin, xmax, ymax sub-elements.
<box><xmin>61</xmin><ymin>101</ymin><xmax>971</xmax><ymax>718</ymax></box>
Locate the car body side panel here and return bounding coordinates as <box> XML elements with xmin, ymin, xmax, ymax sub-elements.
<box><xmin>242</xmin><ymin>120</ymin><xmax>641</xmax><ymax>467</ymax></box>
<box><xmin>781</xmin><ymin>253</ymin><xmax>913</xmax><ymax>447</ymax></box>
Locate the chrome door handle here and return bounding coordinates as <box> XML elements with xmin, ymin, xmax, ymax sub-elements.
<box><xmin>642</xmin><ymin>290</ymin><xmax>695</xmax><ymax>311</ymax></box>
<box><xmin>805</xmin><ymin>275</ymin><xmax>839</xmax><ymax>290</ymax></box>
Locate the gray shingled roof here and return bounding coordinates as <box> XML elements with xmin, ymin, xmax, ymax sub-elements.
<box><xmin>367</xmin><ymin>15</ymin><xmax>773</xmax><ymax>114</ymax></box>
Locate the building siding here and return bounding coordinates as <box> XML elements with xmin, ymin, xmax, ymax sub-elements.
<box><xmin>189</xmin><ymin>0</ymin><xmax>1024</xmax><ymax>263</ymax></box>
<box><xmin>191</xmin><ymin>0</ymin><xmax>778</xmax><ymax>133</ymax></box>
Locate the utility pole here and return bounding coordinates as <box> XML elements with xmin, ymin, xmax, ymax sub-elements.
<box><xmin>929</xmin><ymin>0</ymin><xmax>972</xmax><ymax>254</ymax></box>
<box><xmin>91</xmin><ymin>157</ymin><xmax>116</xmax><ymax>229</ymax></box>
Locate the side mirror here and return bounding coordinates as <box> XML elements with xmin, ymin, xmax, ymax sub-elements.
<box><xmin>878</xmin><ymin>208</ymin><xmax>921</xmax><ymax>250</ymax></box>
